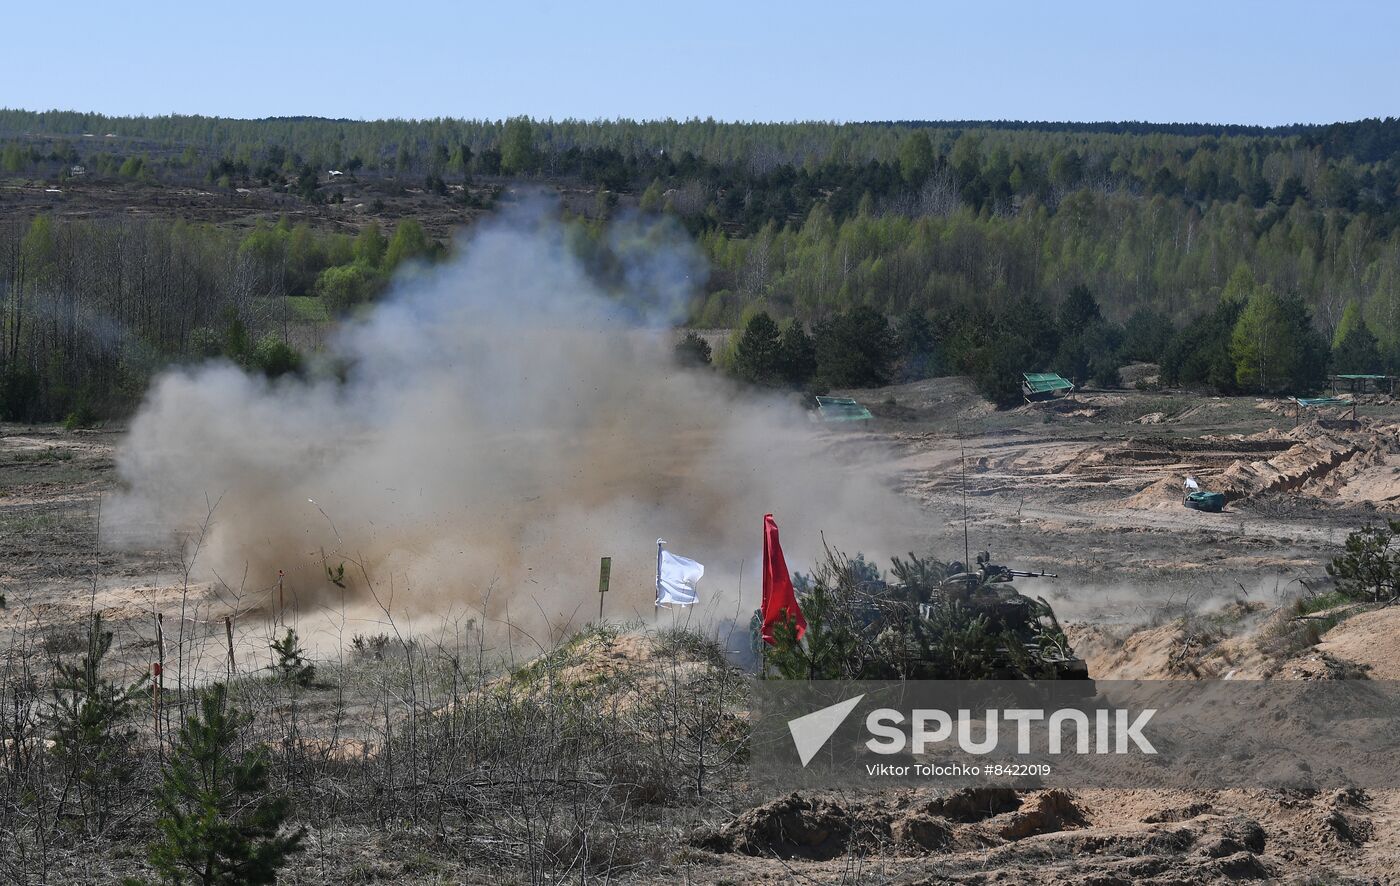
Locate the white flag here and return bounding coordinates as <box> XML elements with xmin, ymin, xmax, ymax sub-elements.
<box><xmin>656</xmin><ymin>541</ymin><xmax>704</xmax><ymax>606</ymax></box>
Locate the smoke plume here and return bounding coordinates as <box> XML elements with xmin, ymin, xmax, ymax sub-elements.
<box><xmin>105</xmin><ymin>204</ymin><xmax>919</xmax><ymax>640</ymax></box>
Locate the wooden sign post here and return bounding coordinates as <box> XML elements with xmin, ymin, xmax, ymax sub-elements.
<box><xmin>224</xmin><ymin>615</ymin><xmax>236</xmax><ymax>678</ymax></box>
<box><xmin>597</xmin><ymin>556</ymin><xmax>612</xmax><ymax>623</ymax></box>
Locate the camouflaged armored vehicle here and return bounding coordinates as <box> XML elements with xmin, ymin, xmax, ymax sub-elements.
<box><xmin>753</xmin><ymin>548</ymin><xmax>1091</xmax><ymax>687</ymax></box>
<box><xmin>919</xmin><ymin>551</ymin><xmax>1091</xmax><ymax>683</ymax></box>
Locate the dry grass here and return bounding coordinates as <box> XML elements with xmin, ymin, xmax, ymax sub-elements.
<box><xmin>0</xmin><ymin>606</ymin><xmax>752</xmax><ymax>884</ymax></box>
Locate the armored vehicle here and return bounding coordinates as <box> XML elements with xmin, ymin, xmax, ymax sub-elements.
<box><xmin>1183</xmin><ymin>476</ymin><xmax>1226</xmax><ymax>512</ymax></box>
<box><xmin>753</xmin><ymin>549</ymin><xmax>1091</xmax><ymax>688</ymax></box>
<box><xmin>919</xmin><ymin>551</ymin><xmax>1090</xmax><ymax>682</ymax></box>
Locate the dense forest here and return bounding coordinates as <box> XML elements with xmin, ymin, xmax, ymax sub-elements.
<box><xmin>4</xmin><ymin>111</ymin><xmax>1400</xmax><ymax>418</ymax></box>
<box><xmin>0</xmin><ymin>216</ymin><xmax>437</xmax><ymax>421</ymax></box>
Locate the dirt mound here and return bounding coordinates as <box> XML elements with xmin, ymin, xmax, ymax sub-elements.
<box><xmin>913</xmin><ymin>811</ymin><xmax>1275</xmax><ymax>883</ymax></box>
<box><xmin>1315</xmin><ymin>605</ymin><xmax>1400</xmax><ymax>679</ymax></box>
<box><xmin>1014</xmin><ymin>393</ymin><xmax>1129</xmax><ymax>419</ymax></box>
<box><xmin>839</xmin><ymin>376</ymin><xmax>996</xmax><ymax>419</ymax></box>
<box><xmin>1068</xmin><ymin>620</ymin><xmax>1199</xmax><ymax>679</ymax></box>
<box><xmin>1142</xmin><ymin>799</ymin><xmax>1213</xmax><ymax>822</ymax></box>
<box><xmin>487</xmin><ymin>627</ymin><xmax>726</xmax><ymax>703</ymax></box>
<box><xmin>695</xmin><ymin>793</ymin><xmax>886</xmax><ymax>860</ymax></box>
<box><xmin>701</xmin><ymin>789</ymin><xmax>1087</xmax><ymax>860</ymax></box>
<box><xmin>926</xmin><ymin>786</ymin><xmax>1020</xmax><ymax>821</ymax></box>
<box><xmin>429</xmin><ymin>627</ymin><xmax>744</xmax><ymax>754</ymax></box>
<box><xmin>1124</xmin><ymin>476</ymin><xmax>1183</xmax><ymax>510</ymax></box>
<box><xmin>985</xmin><ymin>789</ymin><xmax>1087</xmax><ymax>839</ymax></box>
<box><xmin>1068</xmin><ymin>600</ymin><xmax>1330</xmax><ymax>680</ymax></box>
<box><xmin>702</xmin><ymin>791</ymin><xmax>1291</xmax><ymax>883</ymax></box>
<box><xmin>1217</xmin><ymin>422</ymin><xmax>1396</xmax><ymax>501</ymax></box>
<box><xmin>1119</xmin><ymin>362</ymin><xmax>1160</xmax><ymax>388</ymax></box>
<box><xmin>1116</xmin><ymin>421</ymin><xmax>1400</xmax><ymax>512</ymax></box>
<box><xmin>890</xmin><ymin>813</ymin><xmax>953</xmax><ymax>850</ymax></box>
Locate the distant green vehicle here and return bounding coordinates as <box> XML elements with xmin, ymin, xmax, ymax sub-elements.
<box><xmin>1183</xmin><ymin>477</ymin><xmax>1225</xmax><ymax>512</ymax></box>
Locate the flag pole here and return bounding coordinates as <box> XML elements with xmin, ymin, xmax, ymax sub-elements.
<box><xmin>759</xmin><ymin>520</ymin><xmax>767</xmax><ymax>680</ymax></box>
<box><xmin>655</xmin><ymin>538</ymin><xmax>663</xmax><ymax>621</ymax></box>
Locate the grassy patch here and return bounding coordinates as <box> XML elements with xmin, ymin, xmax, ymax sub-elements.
<box><xmin>285</xmin><ymin>295</ymin><xmax>330</xmax><ymax>322</ymax></box>
<box><xmin>0</xmin><ymin>513</ymin><xmax>62</xmax><ymax>532</ymax></box>
<box><xmin>8</xmin><ymin>448</ymin><xmax>75</xmax><ymax>463</ymax></box>
<box><xmin>653</xmin><ymin>626</ymin><xmax>725</xmax><ymax>667</ymax></box>
<box><xmin>1093</xmin><ymin>395</ymin><xmax>1192</xmax><ymax>425</ymax></box>
<box><xmin>0</xmin><ymin>464</ymin><xmax>88</xmax><ymax>489</ymax></box>
<box><xmin>250</xmin><ymin>296</ymin><xmax>330</xmax><ymax>323</ymax></box>
<box><xmin>508</xmin><ymin>623</ymin><xmax>620</xmax><ymax>688</ymax></box>
<box><xmin>1259</xmin><ymin>596</ymin><xmax>1363</xmax><ymax>659</ymax></box>
<box><xmin>1294</xmin><ymin>590</ymin><xmax>1352</xmax><ymax>616</ymax></box>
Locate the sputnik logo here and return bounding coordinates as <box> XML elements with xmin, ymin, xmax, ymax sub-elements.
<box><xmin>787</xmin><ymin>694</ymin><xmax>865</xmax><ymax>766</ymax></box>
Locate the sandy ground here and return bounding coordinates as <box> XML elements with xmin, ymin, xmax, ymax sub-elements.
<box><xmin>842</xmin><ymin>378</ymin><xmax>1400</xmax><ymax>618</ymax></box>
<box><xmin>7</xmin><ymin>375</ymin><xmax>1400</xmax><ymax>882</ymax></box>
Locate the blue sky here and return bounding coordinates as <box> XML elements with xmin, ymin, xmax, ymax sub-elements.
<box><xmin>4</xmin><ymin>0</ymin><xmax>1396</xmax><ymax>125</ymax></box>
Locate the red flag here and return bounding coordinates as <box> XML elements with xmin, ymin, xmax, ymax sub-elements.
<box><xmin>761</xmin><ymin>513</ymin><xmax>806</xmax><ymax>645</ymax></box>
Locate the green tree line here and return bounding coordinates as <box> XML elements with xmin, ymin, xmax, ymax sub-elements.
<box><xmin>10</xmin><ymin>109</ymin><xmax>1400</xmax><ymax>418</ymax></box>
<box><xmin>0</xmin><ymin>215</ymin><xmax>436</xmax><ymax>422</ymax></box>
<box><xmin>711</xmin><ymin>272</ymin><xmax>1336</xmax><ymax>407</ymax></box>
<box><xmin>9</xmin><ymin>110</ymin><xmax>1400</xmax><ymax>343</ymax></box>
<box><xmin>7</xmin><ymin>111</ymin><xmax>1400</xmax><ymax>233</ymax></box>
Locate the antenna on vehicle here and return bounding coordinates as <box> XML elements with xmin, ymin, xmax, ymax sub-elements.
<box><xmin>957</xmin><ymin>417</ymin><xmax>970</xmax><ymax>568</ymax></box>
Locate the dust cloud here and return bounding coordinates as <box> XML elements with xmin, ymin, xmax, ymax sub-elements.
<box><xmin>104</xmin><ymin>204</ymin><xmax>921</xmax><ymax>638</ymax></box>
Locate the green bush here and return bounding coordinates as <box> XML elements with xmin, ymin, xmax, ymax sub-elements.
<box><xmin>673</xmin><ymin>330</ymin><xmax>712</xmax><ymax>367</ymax></box>
<box><xmin>314</xmin><ymin>262</ymin><xmax>381</xmax><ymax>315</ymax></box>
<box><xmin>63</xmin><ymin>404</ymin><xmax>99</xmax><ymax>430</ymax></box>
<box><xmin>730</xmin><ymin>311</ymin><xmax>782</xmax><ymax>384</ymax></box>
<box><xmin>970</xmin><ymin>337</ymin><xmax>1035</xmax><ymax>408</ymax></box>
<box><xmin>250</xmin><ymin>336</ymin><xmax>303</xmax><ymax>379</ymax></box>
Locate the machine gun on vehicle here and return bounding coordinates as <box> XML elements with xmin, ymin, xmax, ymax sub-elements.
<box><xmin>918</xmin><ymin>551</ymin><xmax>1090</xmax><ymax>686</ymax></box>
<box><xmin>1003</xmin><ymin>567</ymin><xmax>1058</xmax><ymax>580</ymax></box>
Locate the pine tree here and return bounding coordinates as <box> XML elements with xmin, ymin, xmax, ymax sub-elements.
<box><xmin>731</xmin><ymin>311</ymin><xmax>783</xmax><ymax>385</ymax></box>
<box><xmin>639</xmin><ymin>178</ymin><xmax>665</xmax><ymax>212</ymax></box>
<box><xmin>48</xmin><ymin>613</ymin><xmax>147</xmax><ymax>835</ymax></box>
<box><xmin>1121</xmin><ymin>308</ymin><xmax>1175</xmax><ymax>363</ymax></box>
<box><xmin>1334</xmin><ymin>318</ymin><xmax>1383</xmax><ymax>374</ymax></box>
<box><xmin>270</xmin><ymin>629</ymin><xmax>315</xmax><ymax>687</ymax></box>
<box><xmin>813</xmin><ymin>307</ymin><xmax>896</xmax><ymax>388</ymax></box>
<box><xmin>970</xmin><ymin>334</ymin><xmax>1035</xmax><ymax>408</ymax></box>
<box><xmin>897</xmin><ymin>132</ymin><xmax>934</xmax><ymax>186</ymax></box>
<box><xmin>147</xmin><ymin>684</ymin><xmax>303</xmax><ymax>885</ymax></box>
<box><xmin>352</xmin><ymin>222</ymin><xmax>386</xmax><ymax>268</ymax></box>
<box><xmin>1333</xmin><ymin>300</ymin><xmax>1366</xmax><ymax>350</ymax></box>
<box><xmin>1327</xmin><ymin>520</ymin><xmax>1400</xmax><ymax>602</ymax></box>
<box><xmin>1057</xmin><ymin>284</ymin><xmax>1101</xmax><ymax>333</ymax></box>
<box><xmin>775</xmin><ymin>321</ymin><xmax>817</xmax><ymax>387</ymax></box>
<box><xmin>765</xmin><ymin>549</ymin><xmax>872</xmax><ymax>680</ymax></box>
<box><xmin>894</xmin><ymin>311</ymin><xmax>938</xmax><ymax>381</ymax></box>
<box><xmin>500</xmin><ymin>117</ymin><xmax>537</xmax><ymax>176</ymax></box>
<box><xmin>1161</xmin><ymin>296</ymin><xmax>1244</xmax><ymax>392</ymax></box>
